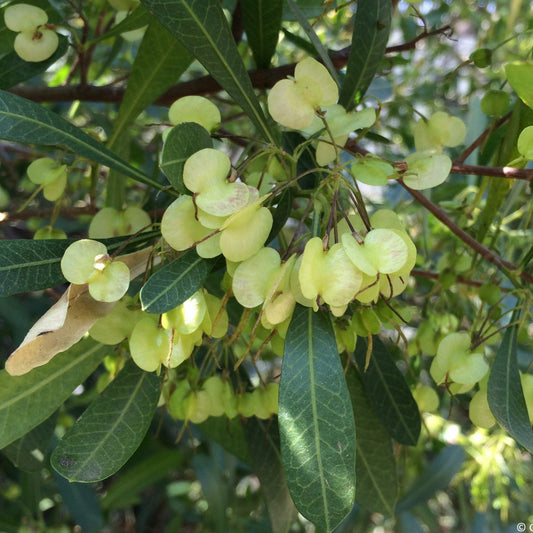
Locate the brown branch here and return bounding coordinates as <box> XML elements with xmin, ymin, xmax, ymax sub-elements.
<box><xmin>451</xmin><ymin>162</ymin><xmax>533</xmax><ymax>181</ymax></box>
<box><xmin>8</xmin><ymin>26</ymin><xmax>452</xmax><ymax>107</ymax></box>
<box><xmin>0</xmin><ymin>205</ymin><xmax>97</xmax><ymax>223</ymax></box>
<box><xmin>400</xmin><ymin>180</ymin><xmax>533</xmax><ymax>285</ymax></box>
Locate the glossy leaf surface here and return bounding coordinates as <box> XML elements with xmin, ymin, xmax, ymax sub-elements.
<box><xmin>140</xmin><ymin>0</ymin><xmax>276</xmax><ymax>144</ymax></box>
<box><xmin>51</xmin><ymin>359</ymin><xmax>161</xmax><ymax>482</ymax></box>
<box><xmin>0</xmin><ymin>90</ymin><xmax>161</xmax><ymax>190</ymax></box>
<box><xmin>140</xmin><ymin>250</ymin><xmax>215</xmax><ymax>314</ymax></box>
<box><xmin>279</xmin><ymin>305</ymin><xmax>356</xmax><ymax>532</ymax></box>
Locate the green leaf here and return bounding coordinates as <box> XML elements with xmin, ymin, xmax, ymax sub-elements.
<box><xmin>193</xmin><ymin>453</ymin><xmax>229</xmax><ymax>533</ymax></box>
<box><xmin>346</xmin><ymin>366</ymin><xmax>397</xmax><ymax>515</ymax></box>
<box><xmin>354</xmin><ymin>336</ymin><xmax>420</xmax><ymax>446</ymax></box>
<box><xmin>139</xmin><ymin>0</ymin><xmax>276</xmax><ymax>144</ymax></box>
<box><xmin>1</xmin><ymin>413</ymin><xmax>56</xmax><ymax>472</ymax></box>
<box><xmin>475</xmin><ymin>100</ymin><xmax>532</xmax><ymax>242</ymax></box>
<box><xmin>0</xmin><ymin>339</ymin><xmax>106</xmax><ymax>449</ymax></box>
<box><xmin>101</xmin><ymin>448</ymin><xmax>182</xmax><ymax>510</ymax></box>
<box><xmin>338</xmin><ymin>0</ymin><xmax>392</xmax><ymax>109</ymax></box>
<box><xmin>506</xmin><ymin>62</ymin><xmax>533</xmax><ymax>110</ymax></box>
<box><xmin>287</xmin><ymin>0</ymin><xmax>339</xmax><ymax>85</ymax></box>
<box><xmin>51</xmin><ymin>359</ymin><xmax>162</xmax><ymax>482</ymax></box>
<box><xmin>395</xmin><ymin>445</ymin><xmax>465</xmax><ymax>513</ymax></box>
<box><xmin>488</xmin><ymin>320</ymin><xmax>533</xmax><ymax>453</ymax></box>
<box><xmin>241</xmin><ymin>0</ymin><xmax>283</xmax><ymax>69</ymax></box>
<box><xmin>198</xmin><ymin>416</ymin><xmax>251</xmax><ymax>465</ymax></box>
<box><xmin>53</xmin><ymin>471</ymin><xmax>105</xmax><ymax>532</ymax></box>
<box><xmin>105</xmin><ymin>17</ymin><xmax>192</xmax><ymax>207</ymax></box>
<box><xmin>140</xmin><ymin>250</ymin><xmax>215</xmax><ymax>314</ymax></box>
<box><xmin>279</xmin><ymin>305</ymin><xmax>356</xmax><ymax>532</ymax></box>
<box><xmin>0</xmin><ymin>232</ymin><xmax>158</xmax><ymax>297</ymax></box>
<box><xmin>108</xmin><ymin>19</ymin><xmax>192</xmax><ymax>149</ymax></box>
<box><xmin>398</xmin><ymin>512</ymin><xmax>426</xmax><ymax>533</ymax></box>
<box><xmin>0</xmin><ymin>35</ymin><xmax>69</xmax><ymax>90</ymax></box>
<box><xmin>0</xmin><ymin>90</ymin><xmax>163</xmax><ymax>191</ymax></box>
<box><xmin>282</xmin><ymin>0</ymin><xmax>329</xmax><ymax>20</ymax></box>
<box><xmin>267</xmin><ymin>188</ymin><xmax>293</xmax><ymax>244</ymax></box>
<box><xmin>91</xmin><ymin>4</ymin><xmax>152</xmax><ymax>44</ymax></box>
<box><xmin>0</xmin><ymin>239</ymin><xmax>71</xmax><ymax>296</ymax></box>
<box><xmin>244</xmin><ymin>417</ymin><xmax>297</xmax><ymax>533</ymax></box>
<box><xmin>160</xmin><ymin>122</ymin><xmax>213</xmax><ymax>193</ymax></box>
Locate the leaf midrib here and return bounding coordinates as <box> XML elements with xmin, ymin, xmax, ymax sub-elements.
<box><xmin>0</xmin><ymin>257</ymin><xmax>58</xmax><ymax>273</ymax></box>
<box><xmin>0</xmin><ymin>101</ymin><xmax>160</xmax><ymax>189</ymax></box>
<box><xmin>142</xmin><ymin>255</ymin><xmax>203</xmax><ymax>310</ymax></box>
<box><xmin>307</xmin><ymin>308</ymin><xmax>330</xmax><ymax>529</ymax></box>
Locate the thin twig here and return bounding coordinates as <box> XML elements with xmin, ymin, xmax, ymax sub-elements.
<box><xmin>400</xmin><ymin>180</ymin><xmax>533</xmax><ymax>285</ymax></box>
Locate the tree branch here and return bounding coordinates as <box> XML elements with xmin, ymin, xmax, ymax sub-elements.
<box><xmin>400</xmin><ymin>180</ymin><xmax>533</xmax><ymax>285</ymax></box>
<box><xmin>7</xmin><ymin>26</ymin><xmax>452</xmax><ymax>107</ymax></box>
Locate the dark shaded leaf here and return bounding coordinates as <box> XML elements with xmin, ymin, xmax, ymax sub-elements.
<box><xmin>354</xmin><ymin>336</ymin><xmax>420</xmax><ymax>446</ymax></box>
<box><xmin>346</xmin><ymin>366</ymin><xmax>397</xmax><ymax>515</ymax></box>
<box><xmin>1</xmin><ymin>413</ymin><xmax>56</xmax><ymax>472</ymax></box>
<box><xmin>101</xmin><ymin>448</ymin><xmax>182</xmax><ymax>510</ymax></box>
<box><xmin>53</xmin><ymin>472</ymin><xmax>105</xmax><ymax>532</ymax></box>
<box><xmin>395</xmin><ymin>445</ymin><xmax>465</xmax><ymax>513</ymax></box>
<box><xmin>198</xmin><ymin>416</ymin><xmax>251</xmax><ymax>465</ymax></box>
<box><xmin>488</xmin><ymin>320</ymin><xmax>533</xmax><ymax>453</ymax></box>
<box><xmin>242</xmin><ymin>0</ymin><xmax>283</xmax><ymax>69</ymax></box>
<box><xmin>338</xmin><ymin>0</ymin><xmax>392</xmax><ymax>109</ymax></box>
<box><xmin>160</xmin><ymin>122</ymin><xmax>213</xmax><ymax>193</ymax></box>
<box><xmin>244</xmin><ymin>417</ymin><xmax>297</xmax><ymax>533</ymax></box>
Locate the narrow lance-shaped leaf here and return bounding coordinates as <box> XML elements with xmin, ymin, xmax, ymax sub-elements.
<box><xmin>279</xmin><ymin>305</ymin><xmax>356</xmax><ymax>532</ymax></box>
<box><xmin>354</xmin><ymin>336</ymin><xmax>420</xmax><ymax>446</ymax></box>
<box><xmin>241</xmin><ymin>0</ymin><xmax>283</xmax><ymax>69</ymax></box>
<box><xmin>0</xmin><ymin>339</ymin><xmax>107</xmax><ymax>449</ymax></box>
<box><xmin>2</xmin><ymin>413</ymin><xmax>57</xmax><ymax>472</ymax></box>
<box><xmin>346</xmin><ymin>365</ymin><xmax>397</xmax><ymax>515</ymax></box>
<box><xmin>0</xmin><ymin>90</ymin><xmax>162</xmax><ymax>191</ymax></box>
<box><xmin>140</xmin><ymin>250</ymin><xmax>216</xmax><ymax>314</ymax></box>
<box><xmin>51</xmin><ymin>359</ymin><xmax>162</xmax><ymax>482</ymax></box>
<box><xmin>139</xmin><ymin>0</ymin><xmax>277</xmax><ymax>144</ymax></box>
<box><xmin>53</xmin><ymin>469</ymin><xmax>105</xmax><ymax>532</ymax></box>
<box><xmin>105</xmin><ymin>17</ymin><xmax>193</xmax><ymax>207</ymax></box>
<box><xmin>395</xmin><ymin>445</ymin><xmax>465</xmax><ymax>514</ymax></box>
<box><xmin>287</xmin><ymin>0</ymin><xmax>340</xmax><ymax>86</ymax></box>
<box><xmin>107</xmin><ymin>18</ymin><xmax>193</xmax><ymax>149</ymax></box>
<box><xmin>338</xmin><ymin>0</ymin><xmax>392</xmax><ymax>109</ymax></box>
<box><xmin>488</xmin><ymin>318</ymin><xmax>533</xmax><ymax>453</ymax></box>
<box><xmin>244</xmin><ymin>417</ymin><xmax>297</xmax><ymax>533</ymax></box>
